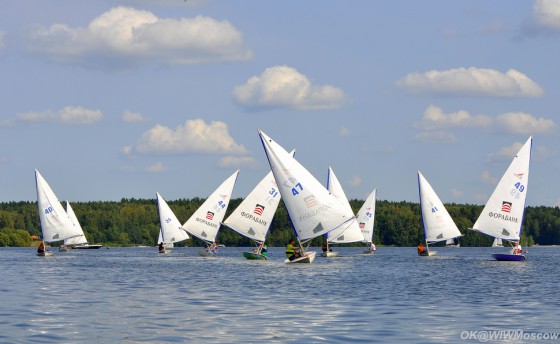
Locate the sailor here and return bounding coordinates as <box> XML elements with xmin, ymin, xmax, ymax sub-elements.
<box><xmin>286</xmin><ymin>239</ymin><xmax>301</xmax><ymax>260</ymax></box>
<box><xmin>417</xmin><ymin>243</ymin><xmax>425</xmax><ymax>255</ymax></box>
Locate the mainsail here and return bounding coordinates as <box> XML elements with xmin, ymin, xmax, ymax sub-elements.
<box><xmin>325</xmin><ymin>167</ymin><xmax>363</xmax><ymax>244</ymax></box>
<box><xmin>183</xmin><ymin>171</ymin><xmax>239</xmax><ymax>243</ymax></box>
<box><xmin>65</xmin><ymin>201</ymin><xmax>88</xmax><ymax>245</ymax></box>
<box><xmin>472</xmin><ymin>137</ymin><xmax>532</xmax><ymax>241</ymax></box>
<box><xmin>418</xmin><ymin>171</ymin><xmax>462</xmax><ymax>244</ymax></box>
<box><xmin>156</xmin><ymin>192</ymin><xmax>189</xmax><ymax>245</ymax></box>
<box><xmin>357</xmin><ymin>189</ymin><xmax>377</xmax><ymax>244</ymax></box>
<box><xmin>258</xmin><ymin>130</ymin><xmax>352</xmax><ymax>242</ymax></box>
<box><xmin>35</xmin><ymin>170</ymin><xmax>82</xmax><ymax>243</ymax></box>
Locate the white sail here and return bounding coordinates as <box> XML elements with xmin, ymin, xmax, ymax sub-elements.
<box><xmin>156</xmin><ymin>192</ymin><xmax>190</xmax><ymax>245</ymax></box>
<box><xmin>492</xmin><ymin>237</ymin><xmax>503</xmax><ymax>247</ymax></box>
<box><xmin>183</xmin><ymin>170</ymin><xmax>239</xmax><ymax>243</ymax></box>
<box><xmin>357</xmin><ymin>189</ymin><xmax>377</xmax><ymax>243</ymax></box>
<box><xmin>259</xmin><ymin>130</ymin><xmax>353</xmax><ymax>242</ymax></box>
<box><xmin>35</xmin><ymin>170</ymin><xmax>82</xmax><ymax>243</ymax></box>
<box><xmin>65</xmin><ymin>201</ymin><xmax>88</xmax><ymax>245</ymax></box>
<box><xmin>418</xmin><ymin>171</ymin><xmax>462</xmax><ymax>244</ymax></box>
<box><xmin>325</xmin><ymin>167</ymin><xmax>363</xmax><ymax>244</ymax></box>
<box><xmin>472</xmin><ymin>137</ymin><xmax>532</xmax><ymax>241</ymax></box>
<box><xmin>222</xmin><ymin>154</ymin><xmax>293</xmax><ymax>243</ymax></box>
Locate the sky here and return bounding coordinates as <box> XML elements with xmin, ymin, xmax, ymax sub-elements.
<box><xmin>1</xmin><ymin>0</ymin><xmax>559</xmax><ymax>207</ymax></box>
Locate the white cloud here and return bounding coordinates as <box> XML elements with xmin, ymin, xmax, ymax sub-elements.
<box><xmin>496</xmin><ymin>112</ymin><xmax>556</xmax><ymax>134</ymax></box>
<box><xmin>348</xmin><ymin>176</ymin><xmax>362</xmax><ymax>187</ymax></box>
<box><xmin>533</xmin><ymin>0</ymin><xmax>560</xmax><ymax>31</ymax></box>
<box><xmin>145</xmin><ymin>161</ymin><xmax>167</xmax><ymax>173</ymax></box>
<box><xmin>414</xmin><ymin>131</ymin><xmax>457</xmax><ymax>143</ymax></box>
<box><xmin>451</xmin><ymin>188</ymin><xmax>463</xmax><ymax>197</ymax></box>
<box><xmin>339</xmin><ymin>127</ymin><xmax>351</xmax><ymax>137</ymax></box>
<box><xmin>218</xmin><ymin>156</ymin><xmax>258</xmax><ymax>168</ymax></box>
<box><xmin>27</xmin><ymin>7</ymin><xmax>252</xmax><ymax>69</ymax></box>
<box><xmin>481</xmin><ymin>170</ymin><xmax>498</xmax><ymax>185</ymax></box>
<box><xmin>233</xmin><ymin>65</ymin><xmax>347</xmax><ymax>110</ymax></box>
<box><xmin>416</xmin><ymin>105</ymin><xmax>492</xmax><ymax>130</ymax></box>
<box><xmin>397</xmin><ymin>67</ymin><xmax>543</xmax><ymax>97</ymax></box>
<box><xmin>17</xmin><ymin>106</ymin><xmax>103</xmax><ymax>124</ymax></box>
<box><xmin>122</xmin><ymin>110</ymin><xmax>148</xmax><ymax>123</ymax></box>
<box><xmin>125</xmin><ymin>118</ymin><xmax>247</xmax><ymax>155</ymax></box>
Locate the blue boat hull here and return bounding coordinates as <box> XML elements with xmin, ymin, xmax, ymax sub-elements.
<box><xmin>492</xmin><ymin>253</ymin><xmax>525</xmax><ymax>261</ymax></box>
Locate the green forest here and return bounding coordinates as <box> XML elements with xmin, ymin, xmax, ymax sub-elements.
<box><xmin>0</xmin><ymin>198</ymin><xmax>559</xmax><ymax>247</ymax></box>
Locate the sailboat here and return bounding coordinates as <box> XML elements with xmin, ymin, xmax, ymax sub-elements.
<box><xmin>492</xmin><ymin>238</ymin><xmax>503</xmax><ymax>247</ymax></box>
<box><xmin>471</xmin><ymin>137</ymin><xmax>532</xmax><ymax>261</ymax></box>
<box><xmin>35</xmin><ymin>170</ymin><xmax>83</xmax><ymax>256</ymax></box>
<box><xmin>156</xmin><ymin>192</ymin><xmax>190</xmax><ymax>254</ymax></box>
<box><xmin>182</xmin><ymin>171</ymin><xmax>239</xmax><ymax>257</ymax></box>
<box><xmin>357</xmin><ymin>189</ymin><xmax>377</xmax><ymax>254</ymax></box>
<box><xmin>222</xmin><ymin>171</ymin><xmax>282</xmax><ymax>260</ymax></box>
<box><xmin>417</xmin><ymin>171</ymin><xmax>462</xmax><ymax>257</ymax></box>
<box><xmin>65</xmin><ymin>201</ymin><xmax>103</xmax><ymax>249</ymax></box>
<box><xmin>258</xmin><ymin>130</ymin><xmax>354</xmax><ymax>264</ymax></box>
<box><xmin>321</xmin><ymin>167</ymin><xmax>364</xmax><ymax>257</ymax></box>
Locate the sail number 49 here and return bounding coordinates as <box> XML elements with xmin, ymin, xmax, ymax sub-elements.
<box><xmin>511</xmin><ymin>182</ymin><xmax>525</xmax><ymax>199</ymax></box>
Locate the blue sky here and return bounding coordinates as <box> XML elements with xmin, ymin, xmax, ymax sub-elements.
<box><xmin>1</xmin><ymin>0</ymin><xmax>559</xmax><ymax>206</ymax></box>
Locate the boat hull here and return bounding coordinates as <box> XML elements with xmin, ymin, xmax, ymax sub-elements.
<box><xmin>492</xmin><ymin>253</ymin><xmax>525</xmax><ymax>261</ymax></box>
<box><xmin>72</xmin><ymin>244</ymin><xmax>103</xmax><ymax>249</ymax></box>
<box><xmin>418</xmin><ymin>251</ymin><xmax>437</xmax><ymax>257</ymax></box>
<box><xmin>285</xmin><ymin>251</ymin><xmax>316</xmax><ymax>264</ymax></box>
<box><xmin>37</xmin><ymin>251</ymin><xmax>53</xmax><ymax>257</ymax></box>
<box><xmin>159</xmin><ymin>249</ymin><xmax>171</xmax><ymax>254</ymax></box>
<box><xmin>320</xmin><ymin>251</ymin><xmax>339</xmax><ymax>257</ymax></box>
<box><xmin>242</xmin><ymin>251</ymin><xmax>267</xmax><ymax>260</ymax></box>
<box><xmin>363</xmin><ymin>250</ymin><xmax>376</xmax><ymax>254</ymax></box>
<box><xmin>198</xmin><ymin>250</ymin><xmax>217</xmax><ymax>257</ymax></box>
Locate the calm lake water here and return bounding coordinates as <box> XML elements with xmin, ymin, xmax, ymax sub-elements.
<box><xmin>0</xmin><ymin>246</ymin><xmax>558</xmax><ymax>343</ymax></box>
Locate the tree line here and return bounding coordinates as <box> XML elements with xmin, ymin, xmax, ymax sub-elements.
<box><xmin>0</xmin><ymin>198</ymin><xmax>559</xmax><ymax>247</ymax></box>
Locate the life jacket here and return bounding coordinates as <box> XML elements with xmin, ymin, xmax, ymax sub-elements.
<box><xmin>286</xmin><ymin>244</ymin><xmax>295</xmax><ymax>257</ymax></box>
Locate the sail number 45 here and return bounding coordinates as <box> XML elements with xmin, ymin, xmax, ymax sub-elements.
<box><xmin>511</xmin><ymin>182</ymin><xmax>525</xmax><ymax>199</ymax></box>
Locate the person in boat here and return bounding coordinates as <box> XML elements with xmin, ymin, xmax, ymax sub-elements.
<box><xmin>511</xmin><ymin>242</ymin><xmax>523</xmax><ymax>255</ymax></box>
<box><xmin>37</xmin><ymin>241</ymin><xmax>45</xmax><ymax>254</ymax></box>
<box><xmin>158</xmin><ymin>242</ymin><xmax>164</xmax><ymax>253</ymax></box>
<box><xmin>286</xmin><ymin>239</ymin><xmax>301</xmax><ymax>261</ymax></box>
<box><xmin>261</xmin><ymin>243</ymin><xmax>268</xmax><ymax>257</ymax></box>
<box><xmin>321</xmin><ymin>240</ymin><xmax>332</xmax><ymax>253</ymax></box>
<box><xmin>370</xmin><ymin>243</ymin><xmax>376</xmax><ymax>252</ymax></box>
<box><xmin>417</xmin><ymin>243</ymin><xmax>426</xmax><ymax>255</ymax></box>
<box><xmin>210</xmin><ymin>242</ymin><xmax>219</xmax><ymax>254</ymax></box>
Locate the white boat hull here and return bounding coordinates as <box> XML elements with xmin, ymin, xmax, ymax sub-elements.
<box><xmin>198</xmin><ymin>250</ymin><xmax>217</xmax><ymax>257</ymax></box>
<box><xmin>159</xmin><ymin>249</ymin><xmax>171</xmax><ymax>254</ymax></box>
<box><xmin>285</xmin><ymin>251</ymin><xmax>316</xmax><ymax>264</ymax></box>
<box><xmin>419</xmin><ymin>250</ymin><xmax>437</xmax><ymax>257</ymax></box>
<box><xmin>363</xmin><ymin>250</ymin><xmax>376</xmax><ymax>254</ymax></box>
<box><xmin>320</xmin><ymin>251</ymin><xmax>339</xmax><ymax>257</ymax></box>
<box><xmin>37</xmin><ymin>251</ymin><xmax>53</xmax><ymax>257</ymax></box>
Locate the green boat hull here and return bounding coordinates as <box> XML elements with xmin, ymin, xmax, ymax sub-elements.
<box><xmin>242</xmin><ymin>251</ymin><xmax>267</xmax><ymax>260</ymax></box>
